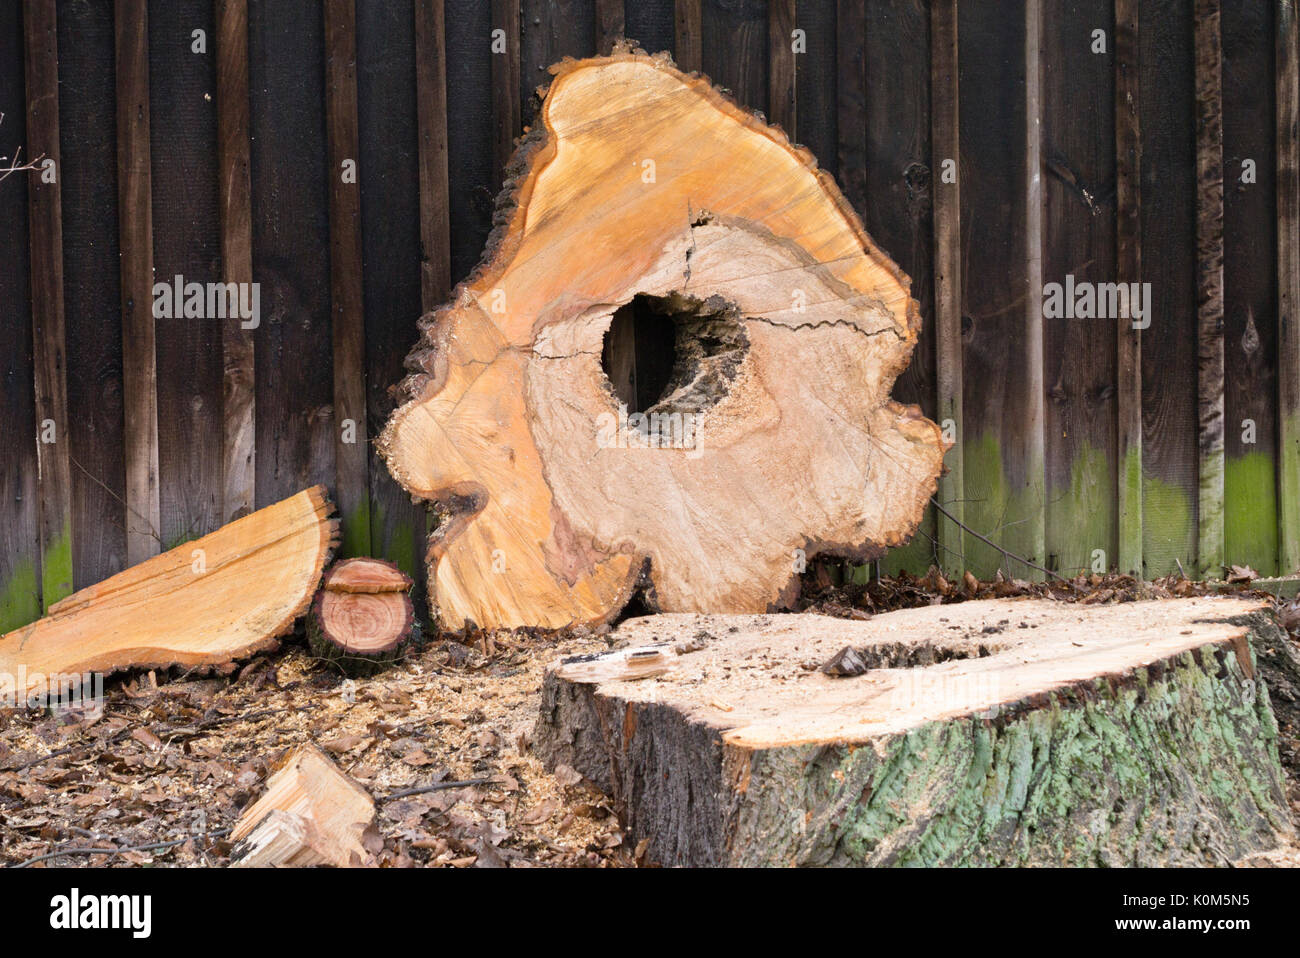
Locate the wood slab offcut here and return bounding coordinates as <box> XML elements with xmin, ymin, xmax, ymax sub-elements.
<box><xmin>231</xmin><ymin>743</ymin><xmax>376</xmax><ymax>867</ymax></box>
<box><xmin>379</xmin><ymin>45</ymin><xmax>948</xmax><ymax>636</ymax></box>
<box><xmin>0</xmin><ymin>487</ymin><xmax>337</xmax><ymax>703</ymax></box>
<box><xmin>535</xmin><ymin>598</ymin><xmax>1294</xmax><ymax>866</ymax></box>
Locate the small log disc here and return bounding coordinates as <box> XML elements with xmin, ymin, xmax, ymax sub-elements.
<box><xmin>308</xmin><ymin>559</ymin><xmax>416</xmax><ymax>676</ymax></box>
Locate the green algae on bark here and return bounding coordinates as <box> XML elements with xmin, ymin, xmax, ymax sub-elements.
<box><xmin>734</xmin><ymin>643</ymin><xmax>1287</xmax><ymax>866</ymax></box>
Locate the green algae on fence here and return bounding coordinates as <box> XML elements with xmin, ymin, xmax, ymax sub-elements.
<box><xmin>340</xmin><ymin>496</ymin><xmax>373</xmax><ymax>561</ymax></box>
<box><xmin>38</xmin><ymin>526</ymin><xmax>73</xmax><ymax>614</ymax></box>
<box><xmin>1046</xmin><ymin>440</ymin><xmax>1114</xmax><ymax>577</ymax></box>
<box><xmin>1142</xmin><ymin>475</ymin><xmax>1197</xmax><ymax>579</ymax></box>
<box><xmin>1226</xmin><ymin>451</ymin><xmax>1279</xmax><ymax>576</ymax></box>
<box><xmin>1279</xmin><ymin>413</ymin><xmax>1300</xmax><ymax>576</ymax></box>
<box><xmin>883</xmin><ymin>441</ymin><xmax>1270</xmax><ymax>582</ymax></box>
<box><xmin>1118</xmin><ymin>443</ymin><xmax>1144</xmax><ymax>574</ymax></box>
<box><xmin>0</xmin><ymin>560</ymin><xmax>41</xmax><ymax>636</ymax></box>
<box><xmin>880</xmin><ymin>505</ymin><xmax>937</xmax><ymax>577</ymax></box>
<box><xmin>960</xmin><ymin>432</ymin><xmax>1046</xmax><ymax>580</ymax></box>
<box><xmin>369</xmin><ymin>497</ymin><xmax>419</xmax><ymax>586</ymax></box>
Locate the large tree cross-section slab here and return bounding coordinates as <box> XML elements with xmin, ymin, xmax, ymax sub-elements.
<box><xmin>535</xmin><ymin>598</ymin><xmax>1295</xmax><ymax>866</ymax></box>
<box><xmin>0</xmin><ymin>487</ymin><xmax>337</xmax><ymax>703</ymax></box>
<box><xmin>380</xmin><ymin>46</ymin><xmax>947</xmax><ymax>635</ymax></box>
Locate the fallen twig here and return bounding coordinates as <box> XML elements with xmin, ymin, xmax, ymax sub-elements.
<box><xmin>161</xmin><ymin>705</ymin><xmax>310</xmax><ymax>742</ymax></box>
<box><xmin>10</xmin><ymin>827</ymin><xmax>232</xmax><ymax>868</ymax></box>
<box><xmin>382</xmin><ymin>778</ymin><xmax>494</xmax><ymax>802</ymax></box>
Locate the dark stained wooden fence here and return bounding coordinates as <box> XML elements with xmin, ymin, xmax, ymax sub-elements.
<box><xmin>0</xmin><ymin>0</ymin><xmax>1295</xmax><ymax>633</ymax></box>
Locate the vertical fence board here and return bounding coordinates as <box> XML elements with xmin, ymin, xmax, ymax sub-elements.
<box><xmin>1023</xmin><ymin>0</ymin><xmax>1046</xmax><ymax>579</ymax></box>
<box><xmin>0</xmin><ymin>2</ymin><xmax>41</xmax><ymax>629</ymax></box>
<box><xmin>115</xmin><ymin>0</ymin><xmax>162</xmax><ymax>565</ymax></box>
<box><xmin>358</xmin><ymin>0</ymin><xmax>427</xmax><ymax>609</ymax></box>
<box><xmin>1041</xmin><ymin>0</ymin><xmax>1117</xmax><ymax>577</ymax></box>
<box><xmin>1279</xmin><ymin>0</ymin><xmax>1300</xmax><ymax>574</ymax></box>
<box><xmin>445</xmin><ymin>0</ymin><xmax>493</xmax><ymax>284</ymax></box>
<box><xmin>491</xmin><ymin>0</ymin><xmax>520</xmax><ymax>184</ymax></box>
<box><xmin>795</xmin><ymin>0</ymin><xmax>836</xmax><ymax>177</ymax></box>
<box><xmin>768</xmin><ymin>0</ymin><xmax>795</xmax><ymax>133</ymax></box>
<box><xmin>58</xmin><ymin>0</ymin><xmax>126</xmax><ymax>589</ymax></box>
<box><xmin>702</xmin><ymin>0</ymin><xmax>766</xmax><ymax>113</ymax></box>
<box><xmin>520</xmin><ymin>0</ymin><xmax>591</xmax><ymax>128</ymax></box>
<box><xmin>215</xmin><ymin>0</ymin><xmax>255</xmax><ymax>524</ymax></box>
<box><xmin>1139</xmin><ymin>0</ymin><xmax>1199</xmax><ymax>577</ymax></box>
<box><xmin>931</xmin><ymin>0</ymin><xmax>962</xmax><ymax>577</ymax></box>
<box><xmin>625</xmin><ymin>0</ymin><xmax>673</xmax><ymax>56</ymax></box>
<box><xmin>1194</xmin><ymin>0</ymin><xmax>1225</xmax><ymax>577</ymax></box>
<box><xmin>864</xmin><ymin>0</ymin><xmax>935</xmax><ymax>575</ymax></box>
<box><xmin>1115</xmin><ymin>0</ymin><xmax>1143</xmax><ymax>574</ymax></box>
<box><xmin>324</xmin><ymin>0</ymin><xmax>370</xmax><ymax>557</ymax></box>
<box><xmin>23</xmin><ymin>0</ymin><xmax>73</xmax><ymax>606</ymax></box>
<box><xmin>248</xmin><ymin>0</ymin><xmax>334</xmax><ymax>506</ymax></box>
<box><xmin>957</xmin><ymin>0</ymin><xmax>1045</xmax><ymax>579</ymax></box>
<box><xmin>836</xmin><ymin>0</ymin><xmax>866</xmax><ymax>222</ymax></box>
<box><xmin>674</xmin><ymin>0</ymin><xmax>702</xmax><ymax>72</ymax></box>
<box><xmin>149</xmin><ymin>0</ymin><xmax>223</xmax><ymax>551</ymax></box>
<box><xmin>1221</xmin><ymin>1</ymin><xmax>1277</xmax><ymax>574</ymax></box>
<box><xmin>415</xmin><ymin>0</ymin><xmax>450</xmax><ymax>312</ymax></box>
<box><xmin>595</xmin><ymin>0</ymin><xmax>624</xmax><ymax>55</ymax></box>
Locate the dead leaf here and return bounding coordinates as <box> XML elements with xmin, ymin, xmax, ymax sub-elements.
<box><xmin>131</xmin><ymin>727</ymin><xmax>163</xmax><ymax>751</ymax></box>
<box><xmin>321</xmin><ymin>733</ymin><xmax>367</xmax><ymax>755</ymax></box>
<box><xmin>1226</xmin><ymin>564</ymin><xmax>1257</xmax><ymax>584</ymax></box>
<box><xmin>553</xmin><ymin>764</ymin><xmax>583</xmax><ymax>787</ymax></box>
<box><xmin>521</xmin><ymin>798</ymin><xmax>559</xmax><ymax>825</ymax></box>
<box><xmin>473</xmin><ymin>837</ymin><xmax>507</xmax><ymax>868</ymax></box>
<box><xmin>360</xmin><ymin>823</ymin><xmax>385</xmax><ymax>858</ymax></box>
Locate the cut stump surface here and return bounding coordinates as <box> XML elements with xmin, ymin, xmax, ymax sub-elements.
<box><xmin>535</xmin><ymin>598</ymin><xmax>1294</xmax><ymax>866</ymax></box>
<box><xmin>380</xmin><ymin>46</ymin><xmax>947</xmax><ymax>635</ymax></box>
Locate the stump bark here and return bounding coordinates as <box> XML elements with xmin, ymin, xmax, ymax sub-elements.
<box><xmin>535</xmin><ymin>598</ymin><xmax>1295</xmax><ymax>866</ymax></box>
<box><xmin>307</xmin><ymin>558</ymin><xmax>415</xmax><ymax>676</ymax></box>
<box><xmin>379</xmin><ymin>46</ymin><xmax>947</xmax><ymax>636</ymax></box>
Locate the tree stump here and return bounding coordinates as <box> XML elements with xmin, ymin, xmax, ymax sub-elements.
<box><xmin>534</xmin><ymin>598</ymin><xmax>1295</xmax><ymax>866</ymax></box>
<box><xmin>379</xmin><ymin>46</ymin><xmax>947</xmax><ymax>636</ymax></box>
<box><xmin>307</xmin><ymin>558</ymin><xmax>415</xmax><ymax>676</ymax></box>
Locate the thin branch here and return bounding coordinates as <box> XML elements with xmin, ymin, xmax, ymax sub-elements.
<box><xmin>929</xmin><ymin>497</ymin><xmax>1070</xmax><ymax>583</ymax></box>
<box><xmin>382</xmin><ymin>778</ymin><xmax>494</xmax><ymax>801</ymax></box>
<box><xmin>0</xmin><ymin>112</ymin><xmax>44</xmax><ymax>182</ymax></box>
<box><xmin>10</xmin><ymin>828</ymin><xmax>232</xmax><ymax>868</ymax></box>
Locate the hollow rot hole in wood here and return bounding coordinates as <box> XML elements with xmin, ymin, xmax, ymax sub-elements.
<box><xmin>598</xmin><ymin>291</ymin><xmax>750</xmax><ymax>418</ymax></box>
<box><xmin>822</xmin><ymin>640</ymin><xmax>1004</xmax><ymax>676</ymax></box>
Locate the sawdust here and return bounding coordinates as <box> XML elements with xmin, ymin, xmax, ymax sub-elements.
<box><xmin>0</xmin><ymin>629</ymin><xmax>632</xmax><ymax>868</ymax></box>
